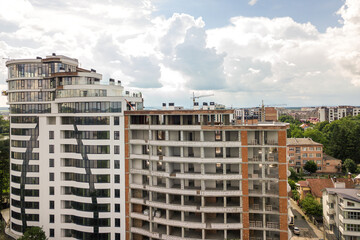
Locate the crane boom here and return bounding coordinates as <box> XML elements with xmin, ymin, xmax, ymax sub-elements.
<box><xmin>191</xmin><ymin>92</ymin><xmax>214</xmax><ymax>105</ymax></box>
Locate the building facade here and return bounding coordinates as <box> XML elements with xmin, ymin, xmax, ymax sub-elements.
<box><xmin>319</xmin><ymin>106</ymin><xmax>360</xmax><ymax>123</ymax></box>
<box><xmin>323</xmin><ymin>188</ymin><xmax>360</xmax><ymax>240</ymax></box>
<box><xmin>287</xmin><ymin>138</ymin><xmax>342</xmax><ymax>174</ymax></box>
<box><xmin>6</xmin><ymin>55</ymin><xmax>143</xmax><ymax>239</ymax></box>
<box><xmin>287</xmin><ymin>138</ymin><xmax>323</xmax><ymax>173</ymax></box>
<box><xmin>125</xmin><ymin>109</ymin><xmax>290</xmax><ymax>240</ymax></box>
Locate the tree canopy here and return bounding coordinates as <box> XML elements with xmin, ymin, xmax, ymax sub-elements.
<box><xmin>280</xmin><ymin>114</ymin><xmax>360</xmax><ymax>164</ymax></box>
<box><xmin>343</xmin><ymin>158</ymin><xmax>357</xmax><ymax>173</ymax></box>
<box><xmin>304</xmin><ymin>160</ymin><xmax>317</xmax><ymax>174</ymax></box>
<box><xmin>18</xmin><ymin>227</ymin><xmax>47</xmax><ymax>240</ymax></box>
<box><xmin>300</xmin><ymin>194</ymin><xmax>322</xmax><ymax>217</ymax></box>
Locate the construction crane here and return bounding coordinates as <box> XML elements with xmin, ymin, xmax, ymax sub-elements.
<box><xmin>191</xmin><ymin>92</ymin><xmax>214</xmax><ymax>106</ymax></box>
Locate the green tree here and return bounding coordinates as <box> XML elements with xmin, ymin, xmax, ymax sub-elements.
<box><xmin>289</xmin><ymin>167</ymin><xmax>299</xmax><ymax>181</ymax></box>
<box><xmin>303</xmin><ymin>128</ymin><xmax>325</xmax><ymax>145</ymax></box>
<box><xmin>288</xmin><ymin>179</ymin><xmax>296</xmax><ymax>190</ymax></box>
<box><xmin>304</xmin><ymin>160</ymin><xmax>317</xmax><ymax>174</ymax></box>
<box><xmin>18</xmin><ymin>227</ymin><xmax>47</xmax><ymax>240</ymax></box>
<box><xmin>343</xmin><ymin>158</ymin><xmax>357</xmax><ymax>173</ymax></box>
<box><xmin>0</xmin><ymin>138</ymin><xmax>9</xmax><ymax>211</ymax></box>
<box><xmin>300</xmin><ymin>194</ymin><xmax>322</xmax><ymax>217</ymax></box>
<box><xmin>322</xmin><ymin>117</ymin><xmax>360</xmax><ymax>163</ymax></box>
<box><xmin>292</xmin><ymin>190</ymin><xmax>300</xmax><ymax>201</ymax></box>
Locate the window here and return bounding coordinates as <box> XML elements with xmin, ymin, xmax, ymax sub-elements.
<box><xmin>114</xmin><ymin>131</ymin><xmax>119</xmax><ymax>140</ymax></box>
<box><xmin>302</xmin><ymin>153</ymin><xmax>307</xmax><ymax>157</ymax></box>
<box><xmin>309</xmin><ymin>153</ymin><xmax>313</xmax><ymax>157</ymax></box>
<box><xmin>295</xmin><ymin>147</ymin><xmax>300</xmax><ymax>153</ymax></box>
<box><xmin>49</xmin><ymin>229</ymin><xmax>54</xmax><ymax>237</ymax></box>
<box><xmin>49</xmin><ymin>145</ymin><xmax>54</xmax><ymax>153</ymax></box>
<box><xmin>114</xmin><ymin>145</ymin><xmax>120</xmax><ymax>154</ymax></box>
<box><xmin>290</xmin><ymin>153</ymin><xmax>294</xmax><ymax>156</ymax></box>
<box><xmin>114</xmin><ymin>160</ymin><xmax>120</xmax><ymax>169</ymax></box>
<box><xmin>289</xmin><ymin>147</ymin><xmax>294</xmax><ymax>151</ymax></box>
<box><xmin>115</xmin><ymin>218</ymin><xmax>120</xmax><ymax>227</ymax></box>
<box><xmin>309</xmin><ymin>147</ymin><xmax>314</xmax><ymax>150</ymax></box>
<box><xmin>302</xmin><ymin>147</ymin><xmax>307</xmax><ymax>151</ymax></box>
<box><xmin>316</xmin><ymin>147</ymin><xmax>322</xmax><ymax>151</ymax></box>
<box><xmin>303</xmin><ymin>160</ymin><xmax>307</xmax><ymax>164</ymax></box>
<box><xmin>49</xmin><ymin>159</ymin><xmax>54</xmax><ymax>167</ymax></box>
<box><xmin>49</xmin><ymin>186</ymin><xmax>54</xmax><ymax>195</ymax></box>
<box><xmin>115</xmin><ymin>233</ymin><xmax>120</xmax><ymax>240</ymax></box>
<box><xmin>346</xmin><ymin>224</ymin><xmax>360</xmax><ymax>232</ymax></box>
<box><xmin>347</xmin><ymin>201</ymin><xmax>355</xmax><ymax>207</ymax></box>
<box><xmin>115</xmin><ymin>204</ymin><xmax>120</xmax><ymax>212</ymax></box>
<box><xmin>114</xmin><ymin>117</ymin><xmax>119</xmax><ymax>125</ymax></box>
<box><xmin>49</xmin><ymin>131</ymin><xmax>54</xmax><ymax>139</ymax></box>
<box><xmin>316</xmin><ymin>160</ymin><xmax>321</xmax><ymax>164</ymax></box>
<box><xmin>50</xmin><ymin>201</ymin><xmax>54</xmax><ymax>209</ymax></box>
<box><xmin>49</xmin><ymin>173</ymin><xmax>54</xmax><ymax>181</ymax></box>
<box><xmin>50</xmin><ymin>214</ymin><xmax>54</xmax><ymax>223</ymax></box>
<box><xmin>316</xmin><ymin>153</ymin><xmax>321</xmax><ymax>157</ymax></box>
<box><xmin>326</xmin><ymin>163</ymin><xmax>330</xmax><ymax>166</ymax></box>
<box><xmin>348</xmin><ymin>212</ymin><xmax>360</xmax><ymax>219</ymax></box>
<box><xmin>115</xmin><ymin>175</ymin><xmax>120</xmax><ymax>183</ymax></box>
<box><xmin>115</xmin><ymin>189</ymin><xmax>120</xmax><ymax>198</ymax></box>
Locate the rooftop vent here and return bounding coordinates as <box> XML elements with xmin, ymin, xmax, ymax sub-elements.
<box><xmin>91</xmin><ymin>69</ymin><xmax>96</xmax><ymax>72</ymax></box>
<box><xmin>169</xmin><ymin>103</ymin><xmax>175</xmax><ymax>106</ymax></box>
<box><xmin>109</xmin><ymin>78</ymin><xmax>115</xmax><ymax>85</ymax></box>
<box><xmin>36</xmin><ymin>56</ymin><xmax>42</xmax><ymax>59</ymax></box>
<box><xmin>52</xmin><ymin>53</ymin><xmax>56</xmax><ymax>56</ymax></box>
<box><xmin>117</xmin><ymin>80</ymin><xmax>121</xmax><ymax>85</ymax></box>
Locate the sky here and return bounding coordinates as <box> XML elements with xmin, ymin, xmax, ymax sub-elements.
<box><xmin>0</xmin><ymin>0</ymin><xmax>359</xmax><ymax>108</ymax></box>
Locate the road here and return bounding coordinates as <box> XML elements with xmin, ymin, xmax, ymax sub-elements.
<box><xmin>290</xmin><ymin>198</ymin><xmax>323</xmax><ymax>239</ymax></box>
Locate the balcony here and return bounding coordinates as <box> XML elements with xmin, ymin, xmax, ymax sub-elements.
<box><xmin>248</xmin><ymin>139</ymin><xmax>260</xmax><ymax>145</ymax></box>
<box><xmin>266</xmin><ymin>222</ymin><xmax>279</xmax><ymax>229</ymax></box>
<box><xmin>250</xmin><ymin>221</ymin><xmax>263</xmax><ymax>228</ymax></box>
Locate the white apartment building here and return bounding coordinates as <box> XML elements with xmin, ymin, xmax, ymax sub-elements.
<box><xmin>323</xmin><ymin>188</ymin><xmax>360</xmax><ymax>240</ymax></box>
<box><xmin>6</xmin><ymin>54</ymin><xmax>143</xmax><ymax>239</ymax></box>
<box><xmin>125</xmin><ymin>109</ymin><xmax>291</xmax><ymax>240</ymax></box>
<box><xmin>319</xmin><ymin>106</ymin><xmax>360</xmax><ymax>122</ymax></box>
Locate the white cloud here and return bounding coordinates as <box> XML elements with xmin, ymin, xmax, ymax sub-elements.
<box><xmin>0</xmin><ymin>0</ymin><xmax>359</xmax><ymax>108</ymax></box>
<box><xmin>248</xmin><ymin>0</ymin><xmax>258</xmax><ymax>6</ymax></box>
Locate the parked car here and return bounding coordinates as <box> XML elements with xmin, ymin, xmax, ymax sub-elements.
<box><xmin>293</xmin><ymin>227</ymin><xmax>300</xmax><ymax>235</ymax></box>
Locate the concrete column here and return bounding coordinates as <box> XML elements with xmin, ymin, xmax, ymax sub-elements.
<box><xmin>180</xmin><ymin>130</ymin><xmax>184</xmax><ymax>141</ymax></box>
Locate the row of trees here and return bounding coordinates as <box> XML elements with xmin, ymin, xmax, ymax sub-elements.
<box><xmin>0</xmin><ymin>116</ymin><xmax>9</xmax><ymax>212</ymax></box>
<box><xmin>279</xmin><ymin>114</ymin><xmax>360</xmax><ymax>165</ymax></box>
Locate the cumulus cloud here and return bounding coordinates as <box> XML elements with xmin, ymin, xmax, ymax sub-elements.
<box><xmin>0</xmin><ymin>0</ymin><xmax>360</xmax><ymax>107</ymax></box>
<box><xmin>169</xmin><ymin>27</ymin><xmax>226</xmax><ymax>90</ymax></box>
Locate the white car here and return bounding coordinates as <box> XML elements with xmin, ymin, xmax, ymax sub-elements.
<box><xmin>293</xmin><ymin>227</ymin><xmax>300</xmax><ymax>235</ymax></box>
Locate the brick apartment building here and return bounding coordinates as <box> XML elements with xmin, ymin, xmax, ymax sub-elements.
<box><xmin>287</xmin><ymin>138</ymin><xmax>342</xmax><ymax>174</ymax></box>
<box><xmin>125</xmin><ymin>108</ymin><xmax>290</xmax><ymax>240</ymax></box>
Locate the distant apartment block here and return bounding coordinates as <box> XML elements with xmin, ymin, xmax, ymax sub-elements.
<box><xmin>234</xmin><ymin>107</ymin><xmax>278</xmax><ymax>124</ymax></box>
<box><xmin>125</xmin><ymin>108</ymin><xmax>290</xmax><ymax>240</ymax></box>
<box><xmin>319</xmin><ymin>106</ymin><xmax>360</xmax><ymax>122</ymax></box>
<box><xmin>323</xmin><ymin>188</ymin><xmax>360</xmax><ymax>240</ymax></box>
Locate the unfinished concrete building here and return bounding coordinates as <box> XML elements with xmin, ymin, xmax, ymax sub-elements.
<box><xmin>124</xmin><ymin>109</ymin><xmax>290</xmax><ymax>240</ymax></box>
